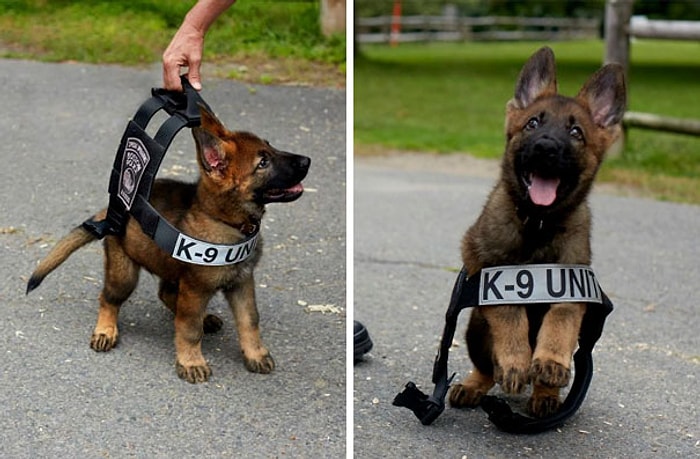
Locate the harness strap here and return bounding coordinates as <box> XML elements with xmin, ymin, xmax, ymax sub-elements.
<box><xmin>132</xmin><ymin>96</ymin><xmax>164</xmax><ymax>128</ymax></box>
<box><xmin>392</xmin><ymin>268</ymin><xmax>475</xmax><ymax>425</ymax></box>
<box><xmin>393</xmin><ymin>265</ymin><xmax>613</xmax><ymax>433</ymax></box>
<box><xmin>81</xmin><ymin>76</ymin><xmax>259</xmax><ymax>267</ymax></box>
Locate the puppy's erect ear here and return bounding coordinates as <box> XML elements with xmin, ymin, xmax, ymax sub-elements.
<box><xmin>577</xmin><ymin>64</ymin><xmax>627</xmax><ymax>128</ymax></box>
<box><xmin>198</xmin><ymin>103</ymin><xmax>226</xmax><ymax>135</ymax></box>
<box><xmin>509</xmin><ymin>46</ymin><xmax>558</xmax><ymax>110</ymax></box>
<box><xmin>193</xmin><ymin>105</ymin><xmax>233</xmax><ymax>175</ymax></box>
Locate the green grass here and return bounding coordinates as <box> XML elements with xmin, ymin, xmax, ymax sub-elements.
<box><xmin>355</xmin><ymin>40</ymin><xmax>700</xmax><ymax>203</ymax></box>
<box><xmin>0</xmin><ymin>0</ymin><xmax>345</xmax><ymax>77</ymax></box>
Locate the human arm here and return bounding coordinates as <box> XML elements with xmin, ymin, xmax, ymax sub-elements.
<box><xmin>162</xmin><ymin>0</ymin><xmax>236</xmax><ymax>91</ymax></box>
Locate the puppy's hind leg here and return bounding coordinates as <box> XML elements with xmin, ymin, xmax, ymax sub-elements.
<box><xmin>91</xmin><ymin>238</ymin><xmax>139</xmax><ymax>352</ymax></box>
<box><xmin>449</xmin><ymin>369</ymin><xmax>495</xmax><ymax>408</ymax></box>
<box><xmin>158</xmin><ymin>280</ymin><xmax>223</xmax><ymax>334</ymax></box>
<box><xmin>449</xmin><ymin>308</ymin><xmax>496</xmax><ymax>407</ymax></box>
<box><xmin>158</xmin><ymin>280</ymin><xmax>178</xmax><ymax>314</ymax></box>
<box><xmin>528</xmin><ymin>384</ymin><xmax>562</xmax><ymax>418</ymax></box>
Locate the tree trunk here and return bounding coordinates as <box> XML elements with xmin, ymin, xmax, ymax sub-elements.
<box><xmin>321</xmin><ymin>0</ymin><xmax>345</xmax><ymax>36</ymax></box>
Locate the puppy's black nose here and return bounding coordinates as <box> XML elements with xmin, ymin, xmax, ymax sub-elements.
<box><xmin>533</xmin><ymin>137</ymin><xmax>559</xmax><ymax>159</ymax></box>
<box><xmin>296</xmin><ymin>155</ymin><xmax>311</xmax><ymax>172</ymax></box>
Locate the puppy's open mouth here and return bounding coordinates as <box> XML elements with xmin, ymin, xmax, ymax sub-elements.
<box><xmin>523</xmin><ymin>173</ymin><xmax>560</xmax><ymax>207</ymax></box>
<box><xmin>263</xmin><ymin>183</ymin><xmax>305</xmax><ymax>203</ymax></box>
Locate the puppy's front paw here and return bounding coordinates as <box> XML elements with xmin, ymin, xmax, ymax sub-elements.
<box><xmin>529</xmin><ymin>358</ymin><xmax>570</xmax><ymax>387</ymax></box>
<box><xmin>90</xmin><ymin>327</ymin><xmax>118</xmax><ymax>352</ymax></box>
<box><xmin>495</xmin><ymin>365</ymin><xmax>529</xmax><ymax>394</ymax></box>
<box><xmin>176</xmin><ymin>361</ymin><xmax>212</xmax><ymax>384</ymax></box>
<box><xmin>243</xmin><ymin>352</ymin><xmax>275</xmax><ymax>374</ymax></box>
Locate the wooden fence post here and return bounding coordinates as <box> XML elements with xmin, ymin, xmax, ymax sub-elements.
<box><xmin>604</xmin><ymin>0</ymin><xmax>634</xmax><ymax>75</ymax></box>
<box><xmin>604</xmin><ymin>0</ymin><xmax>634</xmax><ymax>154</ymax></box>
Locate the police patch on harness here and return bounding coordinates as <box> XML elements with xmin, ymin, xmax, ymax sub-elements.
<box><xmin>479</xmin><ymin>264</ymin><xmax>602</xmax><ymax>305</ymax></box>
<box><xmin>117</xmin><ymin>137</ymin><xmax>150</xmax><ymax>210</ymax></box>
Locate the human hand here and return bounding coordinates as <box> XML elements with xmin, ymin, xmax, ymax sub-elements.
<box><xmin>162</xmin><ymin>22</ymin><xmax>205</xmax><ymax>92</ymax></box>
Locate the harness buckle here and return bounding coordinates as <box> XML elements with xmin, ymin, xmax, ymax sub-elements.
<box><xmin>393</xmin><ymin>382</ymin><xmax>445</xmax><ymax>426</ymax></box>
<box><xmin>393</xmin><ymin>373</ymin><xmax>456</xmax><ymax>426</ymax></box>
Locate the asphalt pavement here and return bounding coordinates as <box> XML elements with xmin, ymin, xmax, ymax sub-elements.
<box><xmin>0</xmin><ymin>59</ymin><xmax>346</xmax><ymax>457</ymax></box>
<box><xmin>354</xmin><ymin>153</ymin><xmax>700</xmax><ymax>458</ymax></box>
<box><xmin>2</xmin><ymin>57</ymin><xmax>699</xmax><ymax>459</ymax></box>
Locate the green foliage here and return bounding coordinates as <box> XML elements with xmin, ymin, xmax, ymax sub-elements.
<box><xmin>0</xmin><ymin>0</ymin><xmax>192</xmax><ymax>25</ymax></box>
<box><xmin>355</xmin><ymin>41</ymin><xmax>611</xmax><ymax>155</ymax></box>
<box><xmin>0</xmin><ymin>0</ymin><xmax>344</xmax><ymax>66</ymax></box>
<box><xmin>207</xmin><ymin>1</ymin><xmax>345</xmax><ymax>64</ymax></box>
<box><xmin>635</xmin><ymin>0</ymin><xmax>700</xmax><ymax>20</ymax></box>
<box><xmin>0</xmin><ymin>2</ymin><xmax>170</xmax><ymax>64</ymax></box>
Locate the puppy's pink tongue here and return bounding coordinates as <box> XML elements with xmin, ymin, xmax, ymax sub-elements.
<box><xmin>528</xmin><ymin>175</ymin><xmax>560</xmax><ymax>206</ymax></box>
<box><xmin>286</xmin><ymin>183</ymin><xmax>304</xmax><ymax>193</ymax></box>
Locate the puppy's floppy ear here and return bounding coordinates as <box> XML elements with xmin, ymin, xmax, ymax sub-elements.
<box><xmin>577</xmin><ymin>64</ymin><xmax>627</xmax><ymax>128</ymax></box>
<box><xmin>509</xmin><ymin>46</ymin><xmax>558</xmax><ymax>110</ymax></box>
<box><xmin>193</xmin><ymin>104</ymin><xmax>233</xmax><ymax>175</ymax></box>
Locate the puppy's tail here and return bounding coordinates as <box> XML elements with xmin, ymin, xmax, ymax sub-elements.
<box><xmin>26</xmin><ymin>225</ymin><xmax>98</xmax><ymax>294</ymax></box>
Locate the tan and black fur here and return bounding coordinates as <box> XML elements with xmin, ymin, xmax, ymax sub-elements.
<box><xmin>27</xmin><ymin>106</ymin><xmax>310</xmax><ymax>384</ymax></box>
<box><xmin>448</xmin><ymin>47</ymin><xmax>625</xmax><ymax>417</ymax></box>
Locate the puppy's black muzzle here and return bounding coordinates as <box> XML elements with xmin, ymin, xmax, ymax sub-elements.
<box><xmin>274</xmin><ymin>151</ymin><xmax>310</xmax><ymax>184</ymax></box>
<box><xmin>515</xmin><ymin>132</ymin><xmax>581</xmax><ymax>211</ymax></box>
<box><xmin>260</xmin><ymin>151</ymin><xmax>311</xmax><ymax>204</ymax></box>
<box><xmin>290</xmin><ymin>153</ymin><xmax>311</xmax><ymax>182</ymax></box>
<box><xmin>519</xmin><ymin>134</ymin><xmax>570</xmax><ymax>179</ymax></box>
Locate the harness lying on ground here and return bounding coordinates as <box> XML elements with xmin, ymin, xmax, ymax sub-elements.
<box><xmin>393</xmin><ymin>264</ymin><xmax>613</xmax><ymax>434</ymax></box>
<box><xmin>82</xmin><ymin>76</ymin><xmax>258</xmax><ymax>266</ymax></box>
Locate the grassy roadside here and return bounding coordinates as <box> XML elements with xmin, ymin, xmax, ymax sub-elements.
<box><xmin>0</xmin><ymin>0</ymin><xmax>345</xmax><ymax>87</ymax></box>
<box><xmin>355</xmin><ymin>40</ymin><xmax>700</xmax><ymax>203</ymax></box>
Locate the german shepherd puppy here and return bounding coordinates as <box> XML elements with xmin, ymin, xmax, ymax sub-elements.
<box><xmin>448</xmin><ymin>47</ymin><xmax>625</xmax><ymax>417</ymax></box>
<box><xmin>27</xmin><ymin>106</ymin><xmax>310</xmax><ymax>383</ymax></box>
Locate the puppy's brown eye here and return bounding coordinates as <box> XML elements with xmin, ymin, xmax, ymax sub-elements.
<box><xmin>570</xmin><ymin>126</ymin><xmax>583</xmax><ymax>141</ymax></box>
<box><xmin>257</xmin><ymin>156</ymin><xmax>270</xmax><ymax>169</ymax></box>
<box><xmin>525</xmin><ymin>117</ymin><xmax>540</xmax><ymax>130</ymax></box>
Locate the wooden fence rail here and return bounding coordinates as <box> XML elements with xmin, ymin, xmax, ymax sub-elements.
<box><xmin>629</xmin><ymin>16</ymin><xmax>700</xmax><ymax>40</ymax></box>
<box><xmin>624</xmin><ymin>112</ymin><xmax>700</xmax><ymax>136</ymax></box>
<box><xmin>356</xmin><ymin>15</ymin><xmax>600</xmax><ymax>43</ymax></box>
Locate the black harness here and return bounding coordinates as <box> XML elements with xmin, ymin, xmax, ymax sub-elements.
<box><xmin>393</xmin><ymin>265</ymin><xmax>613</xmax><ymax>433</ymax></box>
<box><xmin>82</xmin><ymin>76</ymin><xmax>259</xmax><ymax>266</ymax></box>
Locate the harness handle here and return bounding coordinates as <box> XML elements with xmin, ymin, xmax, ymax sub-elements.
<box><xmin>151</xmin><ymin>77</ymin><xmax>209</xmax><ymax>127</ymax></box>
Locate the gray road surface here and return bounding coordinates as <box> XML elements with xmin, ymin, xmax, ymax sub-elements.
<box><xmin>354</xmin><ymin>153</ymin><xmax>699</xmax><ymax>458</ymax></box>
<box><xmin>0</xmin><ymin>59</ymin><xmax>346</xmax><ymax>457</ymax></box>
